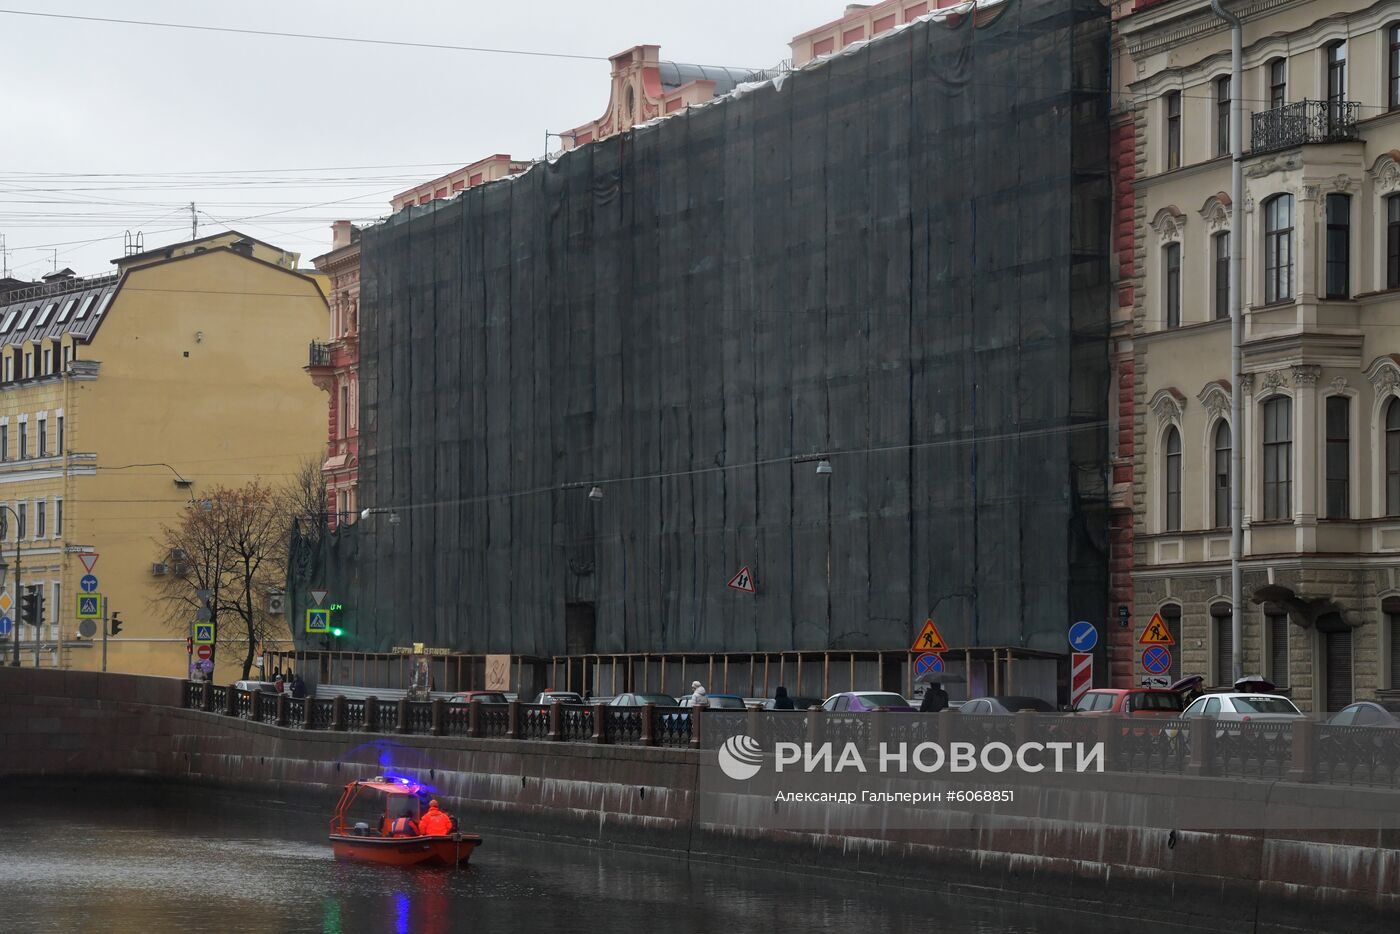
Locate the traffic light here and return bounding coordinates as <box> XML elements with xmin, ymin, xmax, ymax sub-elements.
<box><xmin>329</xmin><ymin>602</ymin><xmax>345</xmax><ymax>639</ymax></box>
<box><xmin>19</xmin><ymin>587</ymin><xmax>42</xmax><ymax>628</ymax></box>
<box><xmin>110</xmin><ymin>612</ymin><xmax>123</xmax><ymax>637</ymax></box>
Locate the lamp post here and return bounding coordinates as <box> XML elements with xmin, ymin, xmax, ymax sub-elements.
<box><xmin>0</xmin><ymin>503</ymin><xmax>22</xmax><ymax>667</ymax></box>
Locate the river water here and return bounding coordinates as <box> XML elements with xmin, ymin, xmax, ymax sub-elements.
<box><xmin>1</xmin><ymin>781</ymin><xmax>1176</xmax><ymax>934</ymax></box>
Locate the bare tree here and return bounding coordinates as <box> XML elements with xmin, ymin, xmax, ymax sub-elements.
<box><xmin>283</xmin><ymin>454</ymin><xmax>328</xmax><ymax>547</ymax></box>
<box><xmin>154</xmin><ymin>481</ymin><xmax>292</xmax><ymax>680</ymax></box>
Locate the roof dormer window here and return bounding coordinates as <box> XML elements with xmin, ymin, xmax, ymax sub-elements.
<box><xmin>56</xmin><ymin>297</ymin><xmax>78</xmax><ymax>323</ymax></box>
<box><xmin>15</xmin><ymin>306</ymin><xmax>36</xmax><ymax>329</ymax></box>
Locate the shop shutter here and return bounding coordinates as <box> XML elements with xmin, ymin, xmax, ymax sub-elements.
<box><xmin>1324</xmin><ymin>627</ymin><xmax>1353</xmax><ymax>713</ymax></box>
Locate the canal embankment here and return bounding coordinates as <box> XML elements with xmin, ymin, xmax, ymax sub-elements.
<box><xmin>2</xmin><ymin>667</ymin><xmax>1397</xmax><ymax>934</ymax></box>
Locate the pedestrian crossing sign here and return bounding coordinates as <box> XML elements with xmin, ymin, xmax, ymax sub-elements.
<box><xmin>192</xmin><ymin>623</ymin><xmax>215</xmax><ymax>645</ymax></box>
<box><xmin>76</xmin><ymin>594</ymin><xmax>102</xmax><ymax>620</ymax></box>
<box><xmin>306</xmin><ymin>607</ymin><xmax>330</xmax><ymax>634</ymax></box>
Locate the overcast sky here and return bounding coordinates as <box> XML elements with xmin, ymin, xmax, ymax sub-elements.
<box><xmin>0</xmin><ymin>0</ymin><xmax>820</xmax><ymax>280</ymax></box>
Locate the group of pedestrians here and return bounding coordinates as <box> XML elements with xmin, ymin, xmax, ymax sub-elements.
<box><xmin>271</xmin><ymin>670</ymin><xmax>307</xmax><ymax>698</ymax></box>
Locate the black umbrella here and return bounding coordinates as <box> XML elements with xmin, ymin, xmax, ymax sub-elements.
<box><xmin>1234</xmin><ymin>674</ymin><xmax>1276</xmax><ymax>693</ymax></box>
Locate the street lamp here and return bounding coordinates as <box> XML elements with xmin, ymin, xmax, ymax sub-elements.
<box><xmin>359</xmin><ymin>506</ymin><xmax>400</xmax><ymax>525</ymax></box>
<box><xmin>0</xmin><ymin>503</ymin><xmax>21</xmax><ymax>667</ymax></box>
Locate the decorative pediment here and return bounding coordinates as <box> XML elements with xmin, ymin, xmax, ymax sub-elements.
<box><xmin>1366</xmin><ymin>354</ymin><xmax>1400</xmax><ymax>394</ymax></box>
<box><xmin>1149</xmin><ymin>206</ymin><xmax>1186</xmax><ymax>243</ymax></box>
<box><xmin>1368</xmin><ymin>151</ymin><xmax>1400</xmax><ymax>194</ymax></box>
<box><xmin>1196</xmin><ymin>380</ymin><xmax>1231</xmax><ymax>420</ymax></box>
<box><xmin>1198</xmin><ymin>192</ymin><xmax>1231</xmax><ymax>232</ymax></box>
<box><xmin>1150</xmin><ymin>387</ymin><xmax>1187</xmax><ymax>423</ymax></box>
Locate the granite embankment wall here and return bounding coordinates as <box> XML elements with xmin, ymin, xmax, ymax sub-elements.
<box><xmin>2</xmin><ymin>668</ymin><xmax>1397</xmax><ymax>934</ymax></box>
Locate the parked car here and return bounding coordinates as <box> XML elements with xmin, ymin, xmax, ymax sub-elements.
<box><xmin>608</xmin><ymin>692</ymin><xmax>679</xmax><ymax>707</ymax></box>
<box><xmin>447</xmin><ymin>691</ymin><xmax>508</xmax><ymax>705</ymax></box>
<box><xmin>1073</xmin><ymin>689</ymin><xmax>1185</xmax><ymax>718</ymax></box>
<box><xmin>1325</xmin><ymin>700</ymin><xmax>1400</xmax><ymax>727</ymax></box>
<box><xmin>820</xmin><ymin>691</ymin><xmax>916</xmax><ymax>712</ymax></box>
<box><xmin>232</xmin><ymin>680</ymin><xmax>281</xmax><ymax>695</ymax></box>
<box><xmin>531</xmin><ymin>691</ymin><xmax>585</xmax><ymax>705</ymax></box>
<box><xmin>680</xmin><ymin>693</ymin><xmax>748</xmax><ymax>709</ymax></box>
<box><xmin>1180</xmin><ymin>693</ymin><xmax>1302</xmax><ymax>736</ymax></box>
<box><xmin>959</xmin><ymin>696</ymin><xmax>1055</xmax><ymax>715</ymax></box>
<box><xmin>761</xmin><ymin>696</ymin><xmax>822</xmax><ymax>710</ymax></box>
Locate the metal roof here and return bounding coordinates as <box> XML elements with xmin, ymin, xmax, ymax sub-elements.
<box><xmin>658</xmin><ymin>62</ymin><xmax>751</xmax><ymax>95</ymax></box>
<box><xmin>0</xmin><ymin>274</ymin><xmax>117</xmax><ymax>348</ymax></box>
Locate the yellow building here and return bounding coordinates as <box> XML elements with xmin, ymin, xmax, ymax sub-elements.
<box><xmin>0</xmin><ymin>232</ymin><xmax>328</xmax><ymax>677</ymax></box>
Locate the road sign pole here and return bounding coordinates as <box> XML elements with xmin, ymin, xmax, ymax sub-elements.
<box><xmin>101</xmin><ymin>596</ymin><xmax>108</xmax><ymax>673</ymax></box>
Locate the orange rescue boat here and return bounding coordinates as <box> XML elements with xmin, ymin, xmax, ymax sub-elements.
<box><xmin>329</xmin><ymin>777</ymin><xmax>483</xmax><ymax>867</ymax></box>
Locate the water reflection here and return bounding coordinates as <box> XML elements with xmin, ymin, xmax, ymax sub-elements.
<box><xmin>0</xmin><ymin>781</ymin><xmax>1162</xmax><ymax>934</ymax></box>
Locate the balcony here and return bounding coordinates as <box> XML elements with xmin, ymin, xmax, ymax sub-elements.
<box><xmin>1251</xmin><ymin>100</ymin><xmax>1360</xmax><ymax>155</ymax></box>
<box><xmin>308</xmin><ymin>341</ymin><xmax>332</xmax><ymax>367</ymax></box>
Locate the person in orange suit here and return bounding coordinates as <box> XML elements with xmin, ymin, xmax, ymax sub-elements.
<box><xmin>418</xmin><ymin>799</ymin><xmax>453</xmax><ymax>836</ymax></box>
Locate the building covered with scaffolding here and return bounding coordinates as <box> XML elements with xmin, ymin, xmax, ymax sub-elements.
<box><xmin>289</xmin><ymin>0</ymin><xmax>1112</xmax><ymax>701</ymax></box>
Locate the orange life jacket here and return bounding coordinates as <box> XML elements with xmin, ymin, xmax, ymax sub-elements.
<box><xmin>387</xmin><ymin>816</ymin><xmax>419</xmax><ymax>837</ymax></box>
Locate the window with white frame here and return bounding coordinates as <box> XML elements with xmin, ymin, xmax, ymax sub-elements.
<box><xmin>1264</xmin><ymin>195</ymin><xmax>1294</xmax><ymax>304</ymax></box>
<box><xmin>1163</xmin><ymin>243</ymin><xmax>1181</xmax><ymax>328</ymax></box>
<box><xmin>1262</xmin><ymin>395</ymin><xmax>1292</xmax><ymax>520</ymax></box>
<box><xmin>1214</xmin><ymin>421</ymin><xmax>1231</xmax><ymax>529</ymax></box>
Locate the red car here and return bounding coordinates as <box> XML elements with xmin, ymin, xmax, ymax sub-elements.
<box><xmin>1072</xmin><ymin>688</ymin><xmax>1184</xmax><ymax>718</ymax></box>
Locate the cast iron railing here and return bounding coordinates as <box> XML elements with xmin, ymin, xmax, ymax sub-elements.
<box><xmin>180</xmin><ymin>684</ymin><xmax>1400</xmax><ymax>788</ymax></box>
<box><xmin>1251</xmin><ymin>99</ymin><xmax>1361</xmax><ymax>154</ymax></box>
<box><xmin>308</xmin><ymin>340</ymin><xmax>332</xmax><ymax>366</ymax></box>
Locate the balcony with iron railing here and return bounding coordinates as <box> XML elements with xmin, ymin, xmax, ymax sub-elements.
<box><xmin>308</xmin><ymin>341</ymin><xmax>332</xmax><ymax>368</ymax></box>
<box><xmin>1251</xmin><ymin>100</ymin><xmax>1361</xmax><ymax>155</ymax></box>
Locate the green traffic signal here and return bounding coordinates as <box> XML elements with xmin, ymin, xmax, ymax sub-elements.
<box><xmin>331</xmin><ymin>627</ymin><xmax>344</xmax><ymax>638</ymax></box>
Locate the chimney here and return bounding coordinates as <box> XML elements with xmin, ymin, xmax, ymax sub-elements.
<box><xmin>230</xmin><ymin>237</ymin><xmax>255</xmax><ymax>257</ymax></box>
<box><xmin>332</xmin><ymin>220</ymin><xmax>355</xmax><ymax>250</ymax></box>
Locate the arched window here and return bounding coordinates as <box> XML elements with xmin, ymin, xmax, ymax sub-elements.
<box><xmin>1165</xmin><ymin>427</ymin><xmax>1182</xmax><ymax>531</ymax></box>
<box><xmin>1214</xmin><ymin>421</ymin><xmax>1231</xmax><ymax>528</ymax></box>
<box><xmin>1264</xmin><ymin>195</ymin><xmax>1294</xmax><ymax>303</ymax></box>
<box><xmin>1387</xmin><ymin>195</ymin><xmax>1400</xmax><ymax>289</ymax></box>
<box><xmin>1387</xmin><ymin>398</ymin><xmax>1400</xmax><ymax>515</ymax></box>
<box><xmin>1326</xmin><ymin>41</ymin><xmax>1347</xmax><ymax>113</ymax></box>
<box><xmin>1262</xmin><ymin>396</ymin><xmax>1292</xmax><ymax>520</ymax></box>
<box><xmin>1213</xmin><ymin>232</ymin><xmax>1230</xmax><ymax>319</ymax></box>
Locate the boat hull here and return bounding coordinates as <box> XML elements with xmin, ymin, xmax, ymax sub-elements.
<box><xmin>329</xmin><ymin>833</ymin><xmax>482</xmax><ymax>867</ymax></box>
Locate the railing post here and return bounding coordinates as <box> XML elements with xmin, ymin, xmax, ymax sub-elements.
<box><xmin>201</xmin><ymin>682</ymin><xmax>214</xmax><ymax>713</ymax></box>
<box><xmin>806</xmin><ymin>705</ymin><xmax>824</xmax><ymax>748</ymax></box>
<box><xmin>937</xmin><ymin>708</ymin><xmax>958</xmax><ymax>746</ymax></box>
<box><xmin>251</xmin><ymin>692</ymin><xmax>264</xmax><ymax>723</ymax></box>
<box><xmin>1286</xmin><ymin>718</ymin><xmax>1318</xmax><ymax>783</ymax></box>
<box><xmin>690</xmin><ymin>702</ymin><xmax>704</xmax><ymax>749</ymax></box>
<box><xmin>332</xmin><ymin>695</ymin><xmax>347</xmax><ymax>732</ymax></box>
<box><xmin>276</xmin><ymin>693</ymin><xmax>288</xmax><ymax>728</ymax></box>
<box><xmin>224</xmin><ymin>684</ymin><xmax>239</xmax><ymax>717</ymax></box>
<box><xmin>1186</xmin><ymin>716</ymin><xmax>1216</xmax><ymax>776</ymax></box>
<box><xmin>365</xmin><ymin>696</ymin><xmax>379</xmax><ymax>733</ymax></box>
<box><xmin>746</xmin><ymin>704</ymin><xmax>762</xmax><ymax>744</ymax></box>
<box><xmin>548</xmin><ymin>701</ymin><xmax>562</xmax><ymax>741</ymax></box>
<box><xmin>1014</xmin><ymin>709</ymin><xmax>1036</xmax><ymax>748</ymax></box>
<box><xmin>302</xmin><ymin>697</ymin><xmax>315</xmax><ymax>730</ymax></box>
<box><xmin>467</xmin><ymin>699</ymin><xmax>481</xmax><ymax>738</ymax></box>
<box><xmin>396</xmin><ymin>697</ymin><xmax>410</xmax><ymax>735</ymax></box>
<box><xmin>869</xmin><ymin>707</ymin><xmax>887</xmax><ymax>756</ymax></box>
<box><xmin>506</xmin><ymin>700</ymin><xmax>521</xmax><ymax>739</ymax></box>
<box><xmin>432</xmin><ymin>698</ymin><xmax>446</xmax><ymax>736</ymax></box>
<box><xmin>592</xmin><ymin>702</ymin><xmax>608</xmax><ymax>744</ymax></box>
<box><xmin>1095</xmin><ymin>714</ymin><xmax>1121</xmax><ymax>771</ymax></box>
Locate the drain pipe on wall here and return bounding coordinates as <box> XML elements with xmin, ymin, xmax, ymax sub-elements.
<box><xmin>1211</xmin><ymin>0</ymin><xmax>1244</xmax><ymax>683</ymax></box>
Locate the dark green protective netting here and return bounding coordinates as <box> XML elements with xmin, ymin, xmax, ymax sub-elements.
<box><xmin>291</xmin><ymin>0</ymin><xmax>1112</xmax><ymax>658</ymax></box>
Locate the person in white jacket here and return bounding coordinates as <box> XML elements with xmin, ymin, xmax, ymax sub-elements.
<box><xmin>688</xmin><ymin>681</ymin><xmax>708</xmax><ymax>705</ymax></box>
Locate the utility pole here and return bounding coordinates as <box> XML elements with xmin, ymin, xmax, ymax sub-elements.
<box><xmin>0</xmin><ymin>234</ymin><xmax>7</xmax><ymax>277</ymax></box>
<box><xmin>190</xmin><ymin>202</ymin><xmax>198</xmax><ymax>241</ymax></box>
<box><xmin>101</xmin><ymin>595</ymin><xmax>109</xmax><ymax>672</ymax></box>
